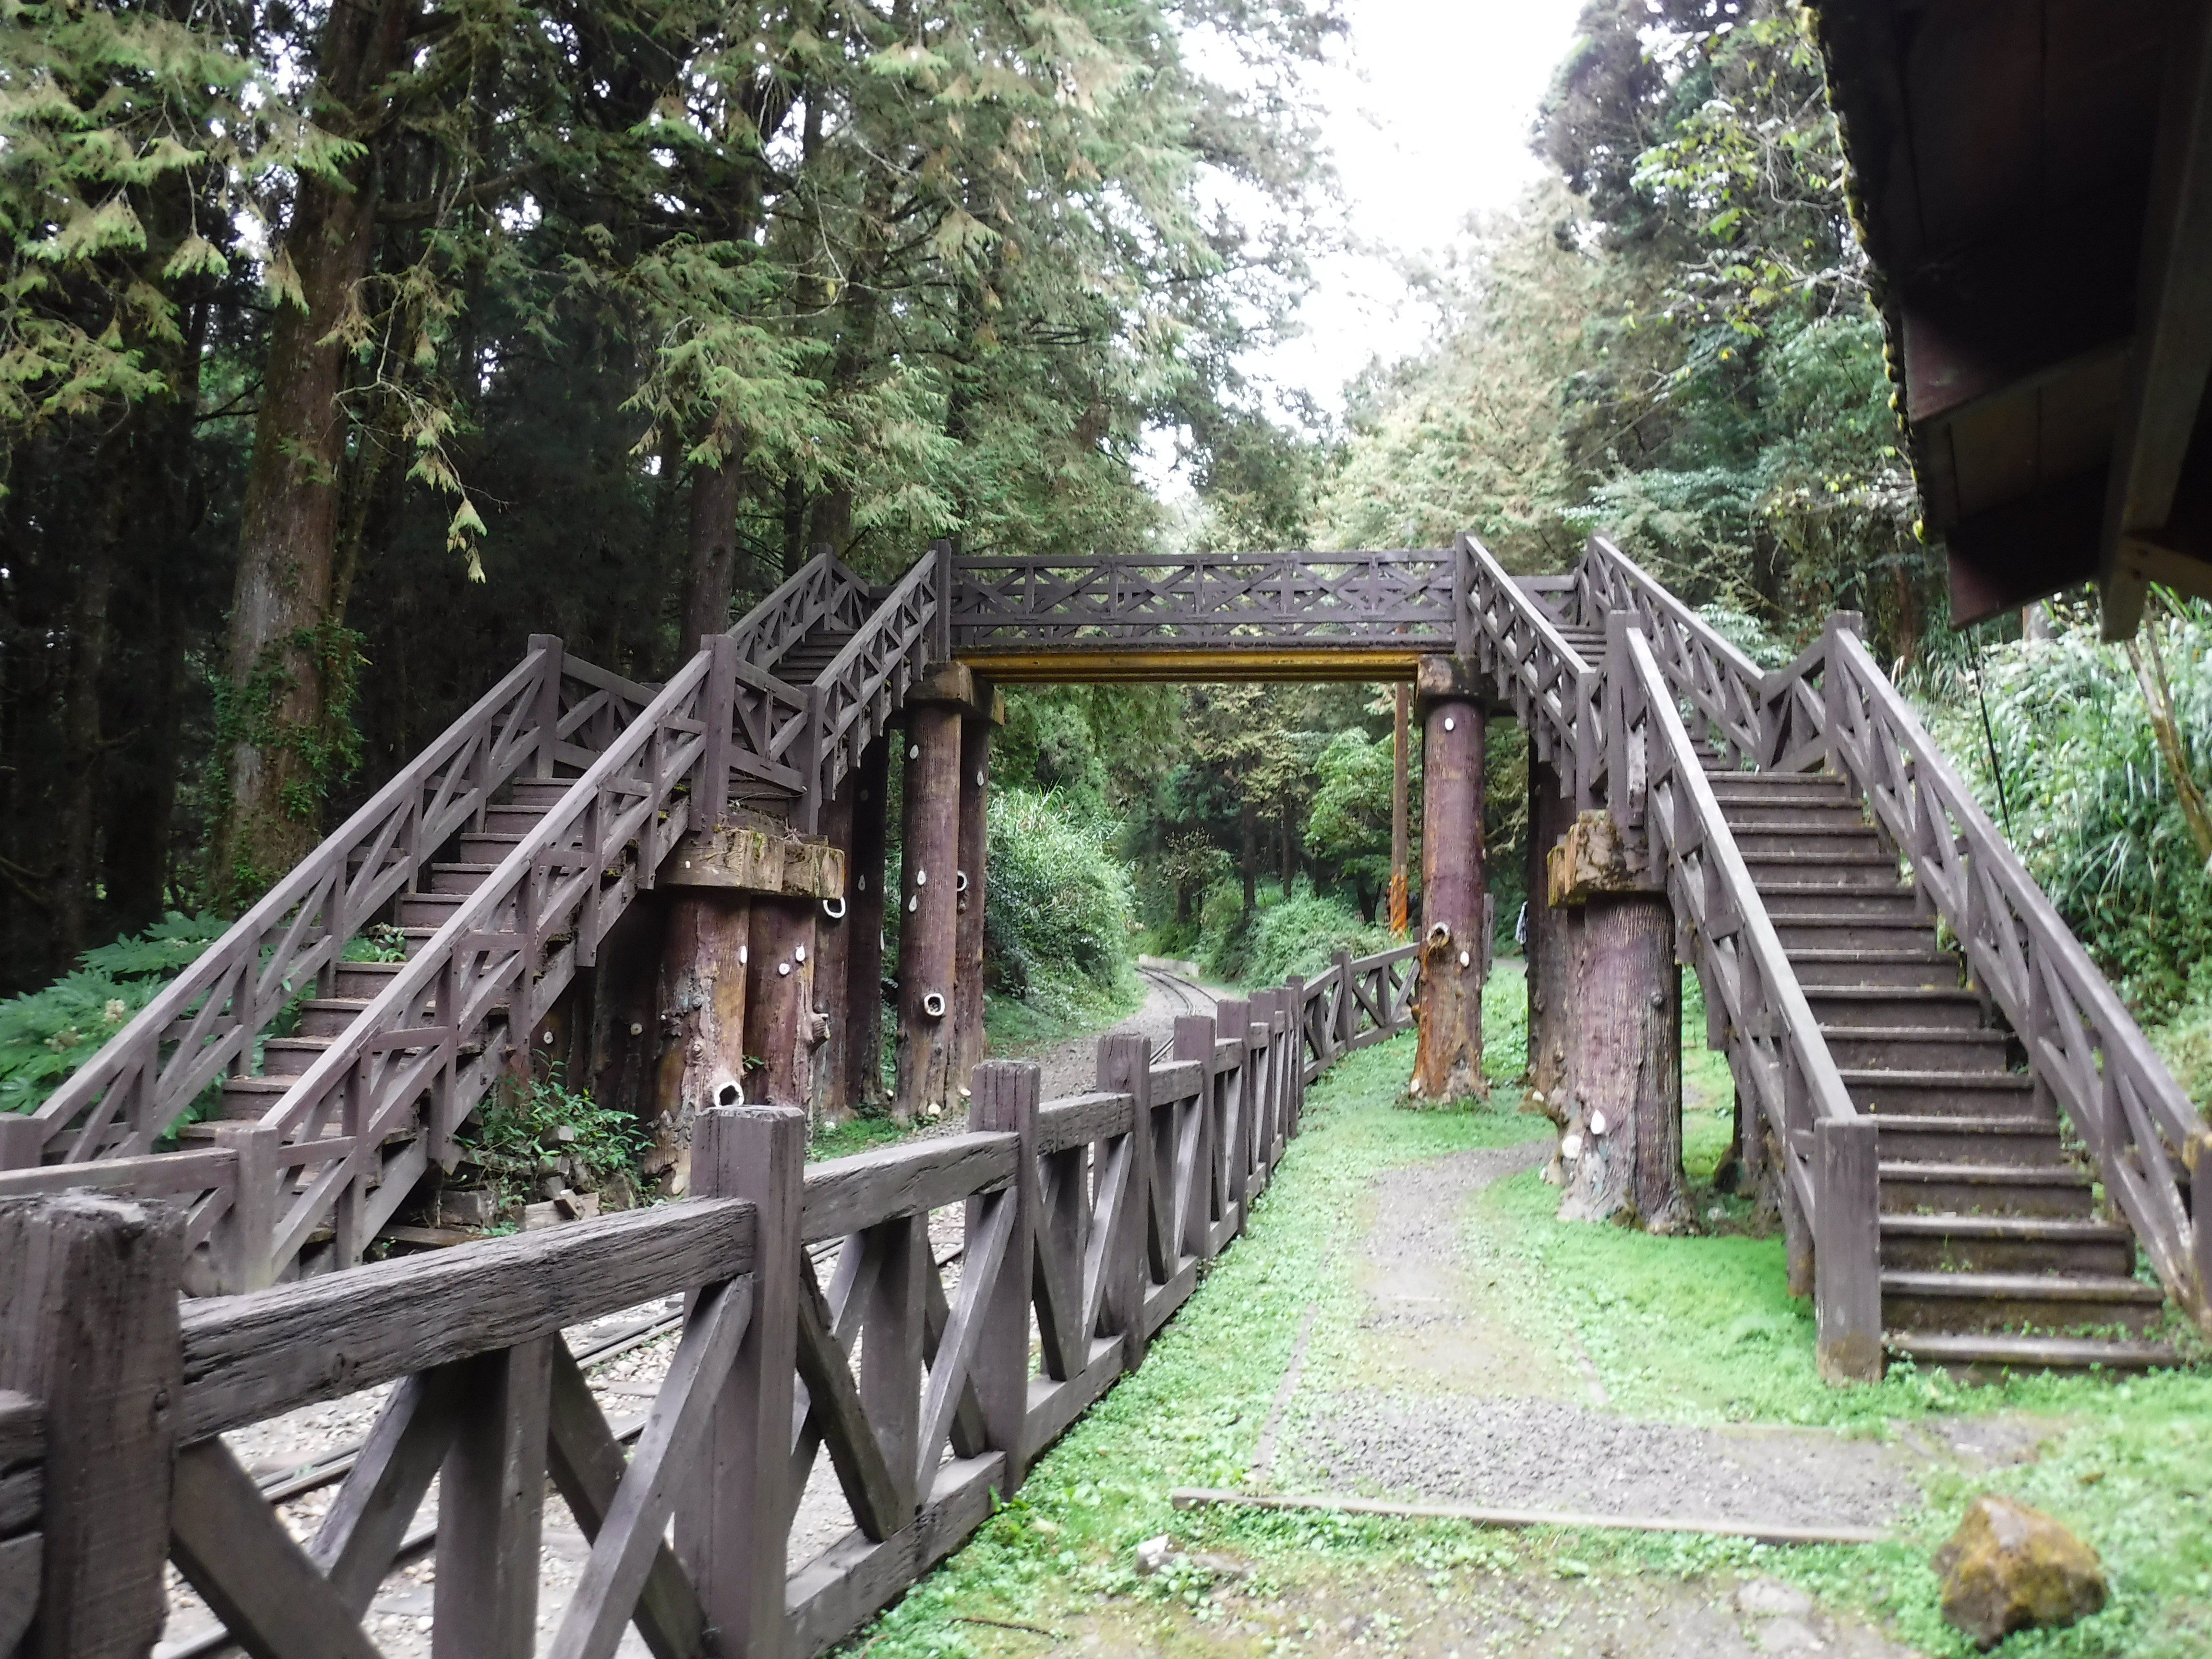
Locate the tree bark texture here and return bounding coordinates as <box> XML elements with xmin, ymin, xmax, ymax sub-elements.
<box><xmin>1389</xmin><ymin>682</ymin><xmax>1409</xmax><ymax>936</ymax></box>
<box><xmin>1410</xmin><ymin>692</ymin><xmax>1485</xmax><ymax>1102</ymax></box>
<box><xmin>843</xmin><ymin>734</ymin><xmax>891</xmax><ymax>1111</ymax></box>
<box><xmin>811</xmin><ymin>774</ymin><xmax>855</xmax><ymax>1124</ymax></box>
<box><xmin>1557</xmin><ymin>892</ymin><xmax>1685</xmax><ymax>1231</ymax></box>
<box><xmin>745</xmin><ymin>899</ymin><xmax>818</xmax><ymax>1112</ymax></box>
<box><xmin>680</xmin><ymin>455</ymin><xmax>744</xmax><ymax>658</ymax></box>
<box><xmin>1526</xmin><ymin>757</ymin><xmax>1578</xmax><ymax>1131</ymax></box>
<box><xmin>955</xmin><ymin>713</ymin><xmax>992</xmax><ymax>1093</ymax></box>
<box><xmin>210</xmin><ymin>0</ymin><xmax>415</xmax><ymax>906</ymax></box>
<box><xmin>894</xmin><ymin>707</ymin><xmax>960</xmax><ymax>1122</ymax></box>
<box><xmin>649</xmin><ymin>892</ymin><xmax>749</xmax><ymax>1193</ymax></box>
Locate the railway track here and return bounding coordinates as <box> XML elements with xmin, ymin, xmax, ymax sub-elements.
<box><xmin>1137</xmin><ymin>962</ymin><xmax>1217</xmax><ymax>1064</ymax></box>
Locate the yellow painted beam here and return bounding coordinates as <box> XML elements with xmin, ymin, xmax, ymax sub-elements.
<box><xmin>956</xmin><ymin>646</ymin><xmax>1424</xmax><ymax>684</ymax></box>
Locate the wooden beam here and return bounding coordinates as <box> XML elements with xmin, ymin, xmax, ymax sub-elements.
<box><xmin>954</xmin><ymin>647</ymin><xmax>1423</xmax><ymax>683</ymax></box>
<box><xmin>168</xmin><ymin>1439</ymin><xmax>380</xmax><ymax>1659</ymax></box>
<box><xmin>433</xmin><ymin>1336</ymin><xmax>554</xmax><ymax>1659</ymax></box>
<box><xmin>2102</xmin><ymin>0</ymin><xmax>2212</xmax><ymax>637</ymax></box>
<box><xmin>1945</xmin><ymin>470</ymin><xmax>2105</xmax><ymax>624</ymax></box>
<box><xmin>841</xmin><ymin>734</ymin><xmax>891</xmax><ymax>1113</ymax></box>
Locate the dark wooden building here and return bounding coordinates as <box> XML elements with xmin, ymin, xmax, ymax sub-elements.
<box><xmin>1814</xmin><ymin>0</ymin><xmax>2212</xmax><ymax>635</ymax></box>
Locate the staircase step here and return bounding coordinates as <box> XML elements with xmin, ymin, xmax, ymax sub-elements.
<box><xmin>1872</xmin><ymin>1114</ymin><xmax>2067</xmax><ymax>1165</ymax></box>
<box><xmin>1758</xmin><ymin>883</ymin><xmax>1923</xmax><ymax>919</ymax></box>
<box><xmin>457</xmin><ymin>832</ymin><xmax>584</xmax><ymax>866</ymax></box>
<box><xmin>1826</xmin><ymin>1029</ymin><xmax>2015</xmax><ymax>1070</ymax></box>
<box><xmin>483</xmin><ymin>804</ymin><xmax>556</xmax><ymax>835</ymax></box>
<box><xmin>397</xmin><ymin>891</ymin><xmax>520</xmax><ymax>931</ymax></box>
<box><xmin>260</xmin><ymin>1037</ymin><xmax>335</xmax><ymax>1079</ymax></box>
<box><xmin>334</xmin><ymin>961</ymin><xmax>406</xmax><ymax>999</ymax></box>
<box><xmin>1881</xmin><ymin>1269</ymin><xmax>2165</xmax><ymax>1334</ymax></box>
<box><xmin>1742</xmin><ymin>851</ymin><xmax>1907</xmax><ymax>889</ymax></box>
<box><xmin>1843</xmin><ymin>1068</ymin><xmax>2040</xmax><ymax>1116</ymax></box>
<box><xmin>1707</xmin><ymin>776</ymin><xmax>1854</xmax><ymax>806</ymax></box>
<box><xmin>1887</xmin><ymin>1331</ymin><xmax>2179</xmax><ymax>1376</ymax></box>
<box><xmin>298</xmin><ymin>998</ymin><xmax>377</xmax><ymax>1037</ymax></box>
<box><xmin>1730</xmin><ymin>825</ymin><xmax>1885</xmax><ymax>856</ymax></box>
<box><xmin>1771</xmin><ymin>915</ymin><xmax>1939</xmax><ymax>952</ymax></box>
<box><xmin>1879</xmin><ymin>1160</ymin><xmax>2094</xmax><ymax>1217</ymax></box>
<box><xmin>505</xmin><ymin>777</ymin><xmax>583</xmax><ymax>807</ymax></box>
<box><xmin>1808</xmin><ymin>986</ymin><xmax>1986</xmax><ymax>1029</ymax></box>
<box><xmin>427</xmin><ymin>862</ymin><xmax>500</xmax><ymax>895</ymax></box>
<box><xmin>217</xmin><ymin>1076</ymin><xmax>292</xmax><ymax>1118</ymax></box>
<box><xmin>1788</xmin><ymin>949</ymin><xmax>1962</xmax><ymax>989</ymax></box>
<box><xmin>1881</xmin><ymin>1214</ymin><xmax>2136</xmax><ymax>1276</ymax></box>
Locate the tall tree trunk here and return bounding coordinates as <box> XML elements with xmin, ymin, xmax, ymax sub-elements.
<box><xmin>683</xmin><ymin>456</ymin><xmax>743</xmax><ymax>651</ymax></box>
<box><xmin>55</xmin><ymin>468</ymin><xmax>124</xmax><ymax>966</ymax></box>
<box><xmin>1526</xmin><ymin>758</ymin><xmax>1577</xmax><ymax>1136</ymax></box>
<box><xmin>1238</xmin><ymin>798</ymin><xmax>1257</xmax><ymax>913</ymax></box>
<box><xmin>208</xmin><ymin>0</ymin><xmax>413</xmax><ymax>908</ymax></box>
<box><xmin>1409</xmin><ymin>691</ymin><xmax>1485</xmax><ymax>1102</ymax></box>
<box><xmin>1279</xmin><ymin>802</ymin><xmax>1297</xmax><ymax>898</ymax></box>
<box><xmin>2127</xmin><ymin>621</ymin><xmax>2212</xmax><ymax>866</ymax></box>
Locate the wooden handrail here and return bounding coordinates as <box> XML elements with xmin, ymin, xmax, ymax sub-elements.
<box><xmin>253</xmin><ymin>651</ymin><xmax>716</xmax><ymax>1278</ymax></box>
<box><xmin>1578</xmin><ymin>534</ymin><xmax>1765</xmax><ymax>765</ymax></box>
<box><xmin>23</xmin><ymin>645</ymin><xmax>559</xmax><ymax>1163</ymax></box>
<box><xmin>1816</xmin><ymin>625</ymin><xmax>2210</xmax><ymax>1332</ymax></box>
<box><xmin>1621</xmin><ymin>626</ymin><xmax>1879</xmax><ymax>1377</ymax></box>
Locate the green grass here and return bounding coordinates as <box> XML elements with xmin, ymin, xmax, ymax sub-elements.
<box><xmin>830</xmin><ymin>1011</ymin><xmax>2212</xmax><ymax>1659</ymax></box>
<box><xmin>982</xmin><ymin>971</ymin><xmax>1145</xmax><ymax>1058</ymax></box>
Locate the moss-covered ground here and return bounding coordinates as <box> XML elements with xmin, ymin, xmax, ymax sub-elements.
<box><xmin>828</xmin><ymin>977</ymin><xmax>2212</xmax><ymax>1659</ymax></box>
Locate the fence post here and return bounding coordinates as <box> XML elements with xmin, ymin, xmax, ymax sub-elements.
<box><xmin>697</xmin><ymin>633</ymin><xmax>737</xmax><ymax>832</ymax></box>
<box><xmin>1813</xmin><ymin>1116</ymin><xmax>1883</xmax><ymax>1382</ymax></box>
<box><xmin>528</xmin><ymin>634</ymin><xmax>565</xmax><ymax>779</ymax></box>
<box><xmin>1286</xmin><ymin>976</ymin><xmax>1307</xmax><ymax>1111</ymax></box>
<box><xmin>929</xmin><ymin>539</ymin><xmax>956</xmax><ymax>665</ymax></box>
<box><xmin>1214</xmin><ymin>998</ymin><xmax>1251</xmax><ymax>1236</ymax></box>
<box><xmin>1249</xmin><ymin>990</ymin><xmax>1281</xmax><ymax>1169</ymax></box>
<box><xmin>0</xmin><ymin>1195</ymin><xmax>183</xmax><ymax>1659</ymax></box>
<box><xmin>1330</xmin><ymin>950</ymin><xmax>1353</xmax><ymax>1055</ymax></box>
<box><xmin>1174</xmin><ymin>1017</ymin><xmax>1220</xmax><ymax>1260</ymax></box>
<box><xmin>209</xmin><ymin>1122</ymin><xmax>279</xmax><ymax>1294</ymax></box>
<box><xmin>679</xmin><ymin>1105</ymin><xmax>803</xmax><ymax>1659</ymax></box>
<box><xmin>1096</xmin><ymin>1033</ymin><xmax>1153</xmax><ymax>1372</ymax></box>
<box><xmin>1452</xmin><ymin>531</ymin><xmax>1477</xmax><ymax>659</ymax></box>
<box><xmin>969</xmin><ymin>1062</ymin><xmax>1040</xmax><ymax>1490</ymax></box>
<box><xmin>1820</xmin><ymin>611</ymin><xmax>1864</xmax><ymax>790</ymax></box>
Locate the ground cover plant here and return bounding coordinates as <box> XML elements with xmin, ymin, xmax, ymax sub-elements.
<box><xmin>827</xmin><ymin>1005</ymin><xmax>2212</xmax><ymax>1659</ymax></box>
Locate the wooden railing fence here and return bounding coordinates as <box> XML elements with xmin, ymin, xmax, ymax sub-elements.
<box><xmin>0</xmin><ymin>943</ymin><xmax>1420</xmax><ymax>1659</ymax></box>
<box><xmin>1294</xmin><ymin>944</ymin><xmax>1418</xmax><ymax>1082</ymax></box>
<box><xmin>1613</xmin><ymin>626</ymin><xmax>1881</xmax><ymax>1380</ymax></box>
<box><xmin>3</xmin><ymin>645</ymin><xmax>563</xmax><ymax>1174</ymax></box>
<box><xmin>0</xmin><ymin>1391</ymin><xmax>37</xmax><ymax>1657</ymax></box>
<box><xmin>950</xmin><ymin>549</ymin><xmax>1457</xmax><ymax>649</ymax></box>
<box><xmin>1761</xmin><ymin>619</ymin><xmax>2212</xmax><ymax>1331</ymax></box>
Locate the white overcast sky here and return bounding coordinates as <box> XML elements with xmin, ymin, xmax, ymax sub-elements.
<box><xmin>1236</xmin><ymin>0</ymin><xmax>1588</xmax><ymax>415</ymax></box>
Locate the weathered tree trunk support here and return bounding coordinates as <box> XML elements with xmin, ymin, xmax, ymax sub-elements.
<box><xmin>896</xmin><ymin>665</ymin><xmax>992</xmax><ymax>1124</ymax></box>
<box><xmin>812</xmin><ymin>778</ymin><xmax>855</xmax><ymax>1124</ymax></box>
<box><xmin>955</xmin><ymin>704</ymin><xmax>997</xmax><ymax>1098</ymax></box>
<box><xmin>745</xmin><ymin>900</ymin><xmax>818</xmax><ymax>1113</ymax></box>
<box><xmin>843</xmin><ymin>735</ymin><xmax>891</xmax><ymax>1112</ymax></box>
<box><xmin>1549</xmin><ymin>810</ymin><xmax>1686</xmax><ymax>1231</ymax></box>
<box><xmin>1409</xmin><ymin>656</ymin><xmax>1486</xmax><ymax>1102</ymax></box>
<box><xmin>650</xmin><ymin>893</ymin><xmax>750</xmax><ymax>1191</ymax></box>
<box><xmin>1390</xmin><ymin>682</ymin><xmax>1410</xmax><ymax>937</ymax></box>
<box><xmin>1525</xmin><ymin>757</ymin><xmax>1577</xmax><ymax>1139</ymax></box>
<box><xmin>655</xmin><ymin>816</ymin><xmax>844</xmax><ymax>1158</ymax></box>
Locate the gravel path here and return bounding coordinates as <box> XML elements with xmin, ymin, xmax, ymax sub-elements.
<box><xmin>1018</xmin><ymin>968</ymin><xmax>1219</xmax><ymax>1100</ymax></box>
<box><xmin>1277</xmin><ymin>1141</ymin><xmax>1925</xmax><ymax>1531</ymax></box>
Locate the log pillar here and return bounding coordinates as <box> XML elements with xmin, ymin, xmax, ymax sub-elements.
<box><xmin>811</xmin><ymin>768</ymin><xmax>857</xmax><ymax>1125</ymax></box>
<box><xmin>656</xmin><ymin>815</ymin><xmax>844</xmax><ymax>1163</ymax></box>
<box><xmin>895</xmin><ymin>702</ymin><xmax>962</xmax><ymax>1124</ymax></box>
<box><xmin>1525</xmin><ymin>756</ymin><xmax>1578</xmax><ymax>1136</ymax></box>
<box><xmin>649</xmin><ymin>892</ymin><xmax>750</xmax><ymax>1192</ymax></box>
<box><xmin>895</xmin><ymin>666</ymin><xmax>996</xmax><ymax>1125</ymax></box>
<box><xmin>955</xmin><ymin>697</ymin><xmax>998</xmax><ymax>1098</ymax></box>
<box><xmin>1549</xmin><ymin>810</ymin><xmax>1685</xmax><ymax>1231</ymax></box>
<box><xmin>843</xmin><ymin>734</ymin><xmax>891</xmax><ymax>1112</ymax></box>
<box><xmin>1409</xmin><ymin>655</ymin><xmax>1486</xmax><ymax>1102</ymax></box>
<box><xmin>745</xmin><ymin>899</ymin><xmax>818</xmax><ymax>1113</ymax></box>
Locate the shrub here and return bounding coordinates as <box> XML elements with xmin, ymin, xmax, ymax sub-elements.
<box><xmin>985</xmin><ymin>789</ymin><xmax>1138</xmax><ymax>1003</ymax></box>
<box><xmin>0</xmin><ymin>914</ymin><xmax>228</xmax><ymax>1116</ymax></box>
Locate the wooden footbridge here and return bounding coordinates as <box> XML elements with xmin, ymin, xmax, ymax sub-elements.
<box><xmin>1</xmin><ymin>535</ymin><xmax>2207</xmax><ymax>1659</ymax></box>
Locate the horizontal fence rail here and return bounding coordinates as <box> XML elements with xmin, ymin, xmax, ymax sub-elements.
<box><xmin>1773</xmin><ymin>621</ymin><xmax>2212</xmax><ymax>1333</ymax></box>
<box><xmin>1576</xmin><ymin>534</ymin><xmax>1766</xmax><ymax>768</ymax></box>
<box><xmin>1</xmin><ymin>944</ymin><xmax>1419</xmax><ymax>1659</ymax></box>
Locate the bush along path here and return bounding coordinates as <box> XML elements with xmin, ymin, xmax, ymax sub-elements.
<box><xmin>837</xmin><ymin>1033</ymin><xmax>2212</xmax><ymax>1659</ymax></box>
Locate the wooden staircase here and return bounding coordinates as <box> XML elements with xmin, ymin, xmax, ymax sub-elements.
<box><xmin>1707</xmin><ymin>765</ymin><xmax>2177</xmax><ymax>1373</ymax></box>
